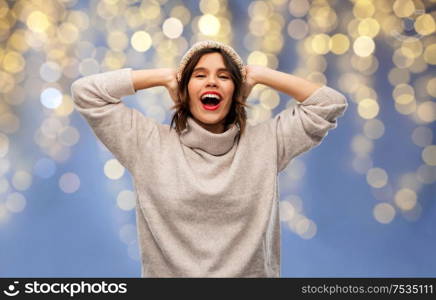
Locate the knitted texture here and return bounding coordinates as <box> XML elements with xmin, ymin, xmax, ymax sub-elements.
<box><xmin>71</xmin><ymin>68</ymin><xmax>348</xmax><ymax>277</ymax></box>
<box><xmin>176</xmin><ymin>40</ymin><xmax>246</xmax><ymax>83</ymax></box>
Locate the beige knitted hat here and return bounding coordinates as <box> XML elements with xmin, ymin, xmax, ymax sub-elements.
<box><xmin>176</xmin><ymin>40</ymin><xmax>246</xmax><ymax>83</ymax></box>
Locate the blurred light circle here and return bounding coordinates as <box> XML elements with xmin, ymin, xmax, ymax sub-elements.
<box><xmin>104</xmin><ymin>159</ymin><xmax>125</xmax><ymax>180</ymax></box>
<box><xmin>103</xmin><ymin>50</ymin><xmax>126</xmax><ymax>70</ymax></box>
<box><xmin>412</xmin><ymin>126</ymin><xmax>433</xmax><ymax>147</ymax></box>
<box><xmin>117</xmin><ymin>190</ymin><xmax>136</xmax><ymax>211</ymax></box>
<box><xmin>409</xmin><ymin>56</ymin><xmax>427</xmax><ymax>73</ymax></box>
<box><xmin>402</xmin><ymin>202</ymin><xmax>422</xmax><ymax>222</ymax></box>
<box><xmin>366</xmin><ymin>167</ymin><xmax>388</xmax><ymax>188</ymax></box>
<box><xmin>12</xmin><ymin>171</ymin><xmax>32</xmax><ymax>191</ymax></box>
<box><xmin>298</xmin><ymin>219</ymin><xmax>317</xmax><ymax>240</ymax></box>
<box><xmin>199</xmin><ymin>0</ymin><xmax>220</xmax><ymax>14</ymax></box>
<box><xmin>353</xmin><ymin>36</ymin><xmax>375</xmax><ymax>57</ymax></box>
<box><xmin>162</xmin><ymin>17</ymin><xmax>183</xmax><ymax>39</ymax></box>
<box><xmin>426</xmin><ymin>77</ymin><xmax>436</xmax><ymax>97</ymax></box>
<box><xmin>6</xmin><ymin>192</ymin><xmax>26</xmax><ymax>213</ymax></box>
<box><xmin>358</xmin><ymin>18</ymin><xmax>380</xmax><ymax>38</ymax></box>
<box><xmin>279</xmin><ymin>201</ymin><xmax>295</xmax><ymax>222</ymax></box>
<box><xmin>285</xmin><ymin>194</ymin><xmax>303</xmax><ymax>213</ymax></box>
<box><xmin>416</xmin><ymin>101</ymin><xmax>435</xmax><ymax>123</ymax></box>
<box><xmin>288</xmin><ymin>0</ymin><xmax>310</xmax><ymax>17</ymax></box>
<box><xmin>416</xmin><ymin>165</ymin><xmax>436</xmax><ymax>184</ymax></box>
<box><xmin>41</xmin><ymin>117</ymin><xmax>62</xmax><ymax>138</ymax></box>
<box><xmin>371</xmin><ymin>184</ymin><xmax>394</xmax><ymax>202</ymax></box>
<box><xmin>393</xmin><ymin>83</ymin><xmax>414</xmax><ymax>102</ymax></box>
<box><xmin>26</xmin><ymin>11</ymin><xmax>50</xmax><ymax>33</ymax></box>
<box><xmin>33</xmin><ymin>158</ymin><xmax>56</xmax><ymax>179</ymax></box>
<box><xmin>0</xmin><ymin>112</ymin><xmax>20</xmax><ymax>134</ymax></box>
<box><xmin>4</xmin><ymin>85</ymin><xmax>26</xmax><ymax>107</ymax></box>
<box><xmin>0</xmin><ymin>178</ymin><xmax>9</xmax><ymax>194</ymax></box>
<box><xmin>351</xmin><ymin>134</ymin><xmax>373</xmax><ymax>155</ymax></box>
<box><xmin>294</xmin><ymin>217</ymin><xmax>317</xmax><ymax>239</ymax></box>
<box><xmin>422</xmin><ymin>145</ymin><xmax>436</xmax><ymax>165</ymax></box>
<box><xmin>393</xmin><ymin>48</ymin><xmax>414</xmax><ymax>68</ymax></box>
<box><xmin>373</xmin><ymin>203</ymin><xmax>396</xmax><ymax>224</ymax></box>
<box><xmin>394</xmin><ymin>188</ymin><xmax>417</xmax><ymax>211</ymax></box>
<box><xmin>329</xmin><ymin>33</ymin><xmax>350</xmax><ymax>55</ymax></box>
<box><xmin>40</xmin><ymin>88</ymin><xmax>63</xmax><ymax>109</ymax></box>
<box><xmin>287</xmin><ymin>19</ymin><xmax>309</xmax><ymax>40</ymax></box>
<box><xmin>40</xmin><ymin>61</ymin><xmax>62</xmax><ymax>82</ymax></box>
<box><xmin>286</xmin><ymin>213</ymin><xmax>303</xmax><ymax>232</ymax></box>
<box><xmin>295</xmin><ymin>217</ymin><xmax>310</xmax><ymax>234</ymax></box>
<box><xmin>59</xmin><ymin>172</ymin><xmax>80</xmax><ymax>193</ymax></box>
<box><xmin>131</xmin><ymin>31</ymin><xmax>152</xmax><ymax>52</ymax></box>
<box><xmin>363</xmin><ymin>119</ymin><xmax>385</xmax><ymax>139</ymax></box>
<box><xmin>260</xmin><ymin>89</ymin><xmax>280</xmax><ymax>110</ymax></box>
<box><xmin>393</xmin><ymin>0</ymin><xmax>415</xmax><ymax>18</ymax></box>
<box><xmin>0</xmin><ymin>71</ymin><xmax>16</xmax><ymax>94</ymax></box>
<box><xmin>352</xmin><ymin>155</ymin><xmax>373</xmax><ymax>174</ymax></box>
<box><xmin>399</xmin><ymin>172</ymin><xmax>422</xmax><ymax>191</ymax></box>
<box><xmin>247</xmin><ymin>51</ymin><xmax>268</xmax><ymax>66</ymax></box>
<box><xmin>415</xmin><ymin>14</ymin><xmax>435</xmax><ymax>36</ymax></box>
<box><xmin>3</xmin><ymin>51</ymin><xmax>26</xmax><ymax>73</ymax></box>
<box><xmin>394</xmin><ymin>99</ymin><xmax>416</xmax><ymax>115</ymax></box>
<box><xmin>55</xmin><ymin>95</ymin><xmax>75</xmax><ymax>117</ymax></box>
<box><xmin>311</xmin><ymin>34</ymin><xmax>330</xmax><ymax>55</ymax></box>
<box><xmin>0</xmin><ymin>133</ymin><xmax>9</xmax><ymax>157</ymax></box>
<box><xmin>68</xmin><ymin>10</ymin><xmax>90</xmax><ymax>31</ymax></box>
<box><xmin>423</xmin><ymin>44</ymin><xmax>436</xmax><ymax>65</ymax></box>
<box><xmin>353</xmin><ymin>0</ymin><xmax>375</xmax><ymax>18</ymax></box>
<box><xmin>119</xmin><ymin>223</ymin><xmax>137</xmax><ymax>245</ymax></box>
<box><xmin>74</xmin><ymin>41</ymin><xmax>96</xmax><ymax>59</ymax></box>
<box><xmin>107</xmin><ymin>31</ymin><xmax>129</xmax><ymax>51</ymax></box>
<box><xmin>8</xmin><ymin>29</ymin><xmax>29</xmax><ymax>53</ymax></box>
<box><xmin>400</xmin><ymin>42</ymin><xmax>421</xmax><ymax>59</ymax></box>
<box><xmin>358</xmin><ymin>98</ymin><xmax>379</xmax><ymax>119</ymax></box>
<box><xmin>198</xmin><ymin>14</ymin><xmax>220</xmax><ymax>36</ymax></box>
<box><xmin>78</xmin><ymin>58</ymin><xmax>100</xmax><ymax>76</ymax></box>
<box><xmin>58</xmin><ymin>126</ymin><xmax>80</xmax><ymax>146</ymax></box>
<box><xmin>57</xmin><ymin>22</ymin><xmax>79</xmax><ymax>44</ymax></box>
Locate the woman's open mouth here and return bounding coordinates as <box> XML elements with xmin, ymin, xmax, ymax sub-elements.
<box><xmin>201</xmin><ymin>95</ymin><xmax>221</xmax><ymax>111</ymax></box>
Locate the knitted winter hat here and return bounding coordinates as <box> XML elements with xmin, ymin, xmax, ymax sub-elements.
<box><xmin>176</xmin><ymin>40</ymin><xmax>246</xmax><ymax>83</ymax></box>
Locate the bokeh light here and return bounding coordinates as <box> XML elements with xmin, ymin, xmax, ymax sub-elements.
<box><xmin>373</xmin><ymin>203</ymin><xmax>396</xmax><ymax>224</ymax></box>
<box><xmin>104</xmin><ymin>159</ymin><xmax>125</xmax><ymax>180</ymax></box>
<box><xmin>59</xmin><ymin>172</ymin><xmax>80</xmax><ymax>194</ymax></box>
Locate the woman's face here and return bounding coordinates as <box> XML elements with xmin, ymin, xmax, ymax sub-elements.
<box><xmin>187</xmin><ymin>52</ymin><xmax>235</xmax><ymax>134</ymax></box>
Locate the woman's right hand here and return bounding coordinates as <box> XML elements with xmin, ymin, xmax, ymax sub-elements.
<box><xmin>163</xmin><ymin>68</ymin><xmax>179</xmax><ymax>104</ymax></box>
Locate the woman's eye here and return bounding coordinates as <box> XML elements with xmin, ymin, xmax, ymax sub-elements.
<box><xmin>194</xmin><ymin>75</ymin><xmax>229</xmax><ymax>79</ymax></box>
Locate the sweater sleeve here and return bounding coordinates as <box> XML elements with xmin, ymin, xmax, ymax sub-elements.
<box><xmin>274</xmin><ymin>85</ymin><xmax>348</xmax><ymax>173</ymax></box>
<box><xmin>70</xmin><ymin>68</ymin><xmax>158</xmax><ymax>172</ymax></box>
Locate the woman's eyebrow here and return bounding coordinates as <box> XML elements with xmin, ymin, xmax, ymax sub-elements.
<box><xmin>193</xmin><ymin>67</ymin><xmax>230</xmax><ymax>72</ymax></box>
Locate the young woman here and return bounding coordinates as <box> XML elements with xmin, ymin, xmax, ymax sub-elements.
<box><xmin>71</xmin><ymin>40</ymin><xmax>348</xmax><ymax>277</ymax></box>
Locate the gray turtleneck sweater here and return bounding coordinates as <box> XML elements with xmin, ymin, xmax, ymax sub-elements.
<box><xmin>71</xmin><ymin>68</ymin><xmax>348</xmax><ymax>277</ymax></box>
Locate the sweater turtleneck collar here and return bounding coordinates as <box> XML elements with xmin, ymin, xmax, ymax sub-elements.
<box><xmin>179</xmin><ymin>116</ymin><xmax>240</xmax><ymax>156</ymax></box>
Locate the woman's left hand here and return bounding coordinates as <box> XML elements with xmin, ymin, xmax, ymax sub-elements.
<box><xmin>241</xmin><ymin>65</ymin><xmax>264</xmax><ymax>101</ymax></box>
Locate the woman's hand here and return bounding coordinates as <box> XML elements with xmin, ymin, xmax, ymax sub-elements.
<box><xmin>163</xmin><ymin>68</ymin><xmax>179</xmax><ymax>104</ymax></box>
<box><xmin>240</xmin><ymin>65</ymin><xmax>264</xmax><ymax>101</ymax></box>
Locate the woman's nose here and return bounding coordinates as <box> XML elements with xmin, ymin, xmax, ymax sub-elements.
<box><xmin>206</xmin><ymin>75</ymin><xmax>218</xmax><ymax>86</ymax></box>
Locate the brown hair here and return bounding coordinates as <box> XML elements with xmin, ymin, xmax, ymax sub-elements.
<box><xmin>170</xmin><ymin>47</ymin><xmax>250</xmax><ymax>135</ymax></box>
